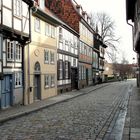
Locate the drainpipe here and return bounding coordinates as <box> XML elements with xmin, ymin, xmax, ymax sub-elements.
<box><xmin>23</xmin><ymin>6</ymin><xmax>32</xmax><ymax>105</ymax></box>
<box><xmin>127</xmin><ymin>20</ymin><xmax>140</xmax><ymax>87</ymax></box>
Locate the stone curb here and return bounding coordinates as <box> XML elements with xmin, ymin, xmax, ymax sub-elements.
<box><xmin>0</xmin><ymin>83</ymin><xmax>110</xmax><ymax>125</ymax></box>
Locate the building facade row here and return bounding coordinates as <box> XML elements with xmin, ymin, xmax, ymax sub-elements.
<box><xmin>0</xmin><ymin>0</ymin><xmax>107</xmax><ymax>109</ymax></box>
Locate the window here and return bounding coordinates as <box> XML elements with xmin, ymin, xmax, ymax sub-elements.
<box><xmin>50</xmin><ymin>52</ymin><xmax>55</xmax><ymax>64</ymax></box>
<box><xmin>45</xmin><ymin>75</ymin><xmax>49</xmax><ymax>88</ymax></box>
<box><xmin>79</xmin><ymin>66</ymin><xmax>81</xmax><ymax>80</ymax></box>
<box><xmin>59</xmin><ymin>27</ymin><xmax>63</xmax><ymax>42</ymax></box>
<box><xmin>7</xmin><ymin>41</ymin><xmax>14</xmax><ymax>61</ymax></box>
<box><xmin>16</xmin><ymin>43</ymin><xmax>21</xmax><ymax>61</ymax></box>
<box><xmin>34</xmin><ymin>62</ymin><xmax>40</xmax><ymax>72</ymax></box>
<box><xmin>50</xmin><ymin>75</ymin><xmax>55</xmax><ymax>87</ymax></box>
<box><xmin>15</xmin><ymin>72</ymin><xmax>22</xmax><ymax>87</ymax></box>
<box><xmin>14</xmin><ymin>0</ymin><xmax>22</xmax><ymax>17</ymax></box>
<box><xmin>73</xmin><ymin>59</ymin><xmax>76</xmax><ymax>67</ymax></box>
<box><xmin>58</xmin><ymin>60</ymin><xmax>63</xmax><ymax>80</ymax></box>
<box><xmin>65</xmin><ymin>61</ymin><xmax>69</xmax><ymax>79</ymax></box>
<box><xmin>44</xmin><ymin>50</ymin><xmax>49</xmax><ymax>63</ymax></box>
<box><xmin>51</xmin><ymin>26</ymin><xmax>56</xmax><ymax>38</ymax></box>
<box><xmin>35</xmin><ymin>18</ymin><xmax>40</xmax><ymax>32</ymax></box>
<box><xmin>45</xmin><ymin>23</ymin><xmax>51</xmax><ymax>36</ymax></box>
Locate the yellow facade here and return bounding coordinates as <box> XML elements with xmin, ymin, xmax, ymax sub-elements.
<box><xmin>24</xmin><ymin>15</ymin><xmax>58</xmax><ymax>105</ymax></box>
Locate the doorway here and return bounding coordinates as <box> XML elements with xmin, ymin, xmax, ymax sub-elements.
<box><xmin>1</xmin><ymin>75</ymin><xmax>12</xmax><ymax>108</ymax></box>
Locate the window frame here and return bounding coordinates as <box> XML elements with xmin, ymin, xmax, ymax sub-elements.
<box><xmin>15</xmin><ymin>72</ymin><xmax>22</xmax><ymax>87</ymax></box>
<box><xmin>50</xmin><ymin>75</ymin><xmax>55</xmax><ymax>87</ymax></box>
<box><xmin>45</xmin><ymin>74</ymin><xmax>49</xmax><ymax>88</ymax></box>
<box><xmin>44</xmin><ymin>49</ymin><xmax>49</xmax><ymax>64</ymax></box>
<box><xmin>34</xmin><ymin>17</ymin><xmax>40</xmax><ymax>33</ymax></box>
<box><xmin>7</xmin><ymin>41</ymin><xmax>14</xmax><ymax>61</ymax></box>
<box><xmin>50</xmin><ymin>51</ymin><xmax>55</xmax><ymax>64</ymax></box>
<box><xmin>14</xmin><ymin>0</ymin><xmax>22</xmax><ymax>18</ymax></box>
<box><xmin>15</xmin><ymin>43</ymin><xmax>22</xmax><ymax>62</ymax></box>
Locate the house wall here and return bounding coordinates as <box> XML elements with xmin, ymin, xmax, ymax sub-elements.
<box><xmin>24</xmin><ymin>15</ymin><xmax>57</xmax><ymax>104</ymax></box>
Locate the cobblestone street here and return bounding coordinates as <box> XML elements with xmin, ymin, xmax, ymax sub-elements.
<box><xmin>0</xmin><ymin>81</ymin><xmax>135</xmax><ymax>140</ymax></box>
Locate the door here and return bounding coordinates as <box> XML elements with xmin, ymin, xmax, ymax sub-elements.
<box><xmin>71</xmin><ymin>68</ymin><xmax>78</xmax><ymax>90</ymax></box>
<box><xmin>86</xmin><ymin>68</ymin><xmax>88</xmax><ymax>85</ymax></box>
<box><xmin>34</xmin><ymin>75</ymin><xmax>41</xmax><ymax>100</ymax></box>
<box><xmin>1</xmin><ymin>75</ymin><xmax>12</xmax><ymax>108</ymax></box>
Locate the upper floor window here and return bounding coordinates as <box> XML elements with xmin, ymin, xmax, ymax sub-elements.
<box><xmin>7</xmin><ymin>41</ymin><xmax>14</xmax><ymax>61</ymax></box>
<box><xmin>14</xmin><ymin>0</ymin><xmax>22</xmax><ymax>17</ymax></box>
<box><xmin>59</xmin><ymin>27</ymin><xmax>63</xmax><ymax>42</ymax></box>
<box><xmin>45</xmin><ymin>23</ymin><xmax>51</xmax><ymax>36</ymax></box>
<box><xmin>45</xmin><ymin>23</ymin><xmax>56</xmax><ymax>38</ymax></box>
<box><xmin>44</xmin><ymin>50</ymin><xmax>49</xmax><ymax>64</ymax></box>
<box><xmin>34</xmin><ymin>18</ymin><xmax>40</xmax><ymax>32</ymax></box>
<box><xmin>50</xmin><ymin>52</ymin><xmax>55</xmax><ymax>64</ymax></box>
<box><xmin>51</xmin><ymin>26</ymin><xmax>56</xmax><ymax>38</ymax></box>
<box><xmin>15</xmin><ymin>43</ymin><xmax>21</xmax><ymax>61</ymax></box>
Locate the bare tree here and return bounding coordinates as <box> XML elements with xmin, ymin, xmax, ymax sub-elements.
<box><xmin>90</xmin><ymin>12</ymin><xmax>120</xmax><ymax>61</ymax></box>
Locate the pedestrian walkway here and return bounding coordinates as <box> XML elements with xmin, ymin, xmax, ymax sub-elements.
<box><xmin>122</xmin><ymin>86</ymin><xmax>140</xmax><ymax>140</ymax></box>
<box><xmin>0</xmin><ymin>83</ymin><xmax>110</xmax><ymax>124</ymax></box>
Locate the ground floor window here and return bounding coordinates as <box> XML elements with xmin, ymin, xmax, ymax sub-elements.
<box><xmin>15</xmin><ymin>72</ymin><xmax>22</xmax><ymax>87</ymax></box>
<box><xmin>44</xmin><ymin>74</ymin><xmax>55</xmax><ymax>88</ymax></box>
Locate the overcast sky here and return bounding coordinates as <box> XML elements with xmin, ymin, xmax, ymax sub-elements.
<box><xmin>78</xmin><ymin>0</ymin><xmax>136</xmax><ymax>63</ymax></box>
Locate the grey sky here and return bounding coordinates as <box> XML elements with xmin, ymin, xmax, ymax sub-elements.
<box><xmin>78</xmin><ymin>0</ymin><xmax>136</xmax><ymax>63</ymax></box>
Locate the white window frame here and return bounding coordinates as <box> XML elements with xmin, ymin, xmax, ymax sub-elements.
<box><xmin>7</xmin><ymin>41</ymin><xmax>14</xmax><ymax>61</ymax></box>
<box><xmin>50</xmin><ymin>75</ymin><xmax>55</xmax><ymax>87</ymax></box>
<box><xmin>50</xmin><ymin>51</ymin><xmax>55</xmax><ymax>64</ymax></box>
<box><xmin>51</xmin><ymin>26</ymin><xmax>56</xmax><ymax>38</ymax></box>
<box><xmin>59</xmin><ymin>60</ymin><xmax>63</xmax><ymax>80</ymax></box>
<box><xmin>45</xmin><ymin>23</ymin><xmax>51</xmax><ymax>36</ymax></box>
<box><xmin>14</xmin><ymin>0</ymin><xmax>22</xmax><ymax>18</ymax></box>
<box><xmin>15</xmin><ymin>72</ymin><xmax>22</xmax><ymax>87</ymax></box>
<box><xmin>45</xmin><ymin>75</ymin><xmax>49</xmax><ymax>88</ymax></box>
<box><xmin>15</xmin><ymin>43</ymin><xmax>22</xmax><ymax>62</ymax></box>
<box><xmin>44</xmin><ymin>50</ymin><xmax>49</xmax><ymax>64</ymax></box>
<box><xmin>34</xmin><ymin>17</ymin><xmax>40</xmax><ymax>32</ymax></box>
<box><xmin>65</xmin><ymin>61</ymin><xmax>69</xmax><ymax>79</ymax></box>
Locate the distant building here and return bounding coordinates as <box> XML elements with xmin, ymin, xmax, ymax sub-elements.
<box><xmin>126</xmin><ymin>0</ymin><xmax>140</xmax><ymax>86</ymax></box>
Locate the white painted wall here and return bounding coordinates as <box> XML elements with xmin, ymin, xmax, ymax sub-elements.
<box><xmin>3</xmin><ymin>7</ymin><xmax>12</xmax><ymax>27</ymax></box>
<box><xmin>3</xmin><ymin>0</ymin><xmax>12</xmax><ymax>9</ymax></box>
<box><xmin>14</xmin><ymin>18</ymin><xmax>22</xmax><ymax>31</ymax></box>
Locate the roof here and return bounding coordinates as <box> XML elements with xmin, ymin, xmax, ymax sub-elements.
<box><xmin>126</xmin><ymin>0</ymin><xmax>136</xmax><ymax>21</ymax></box>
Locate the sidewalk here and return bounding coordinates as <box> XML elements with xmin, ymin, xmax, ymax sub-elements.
<box><xmin>0</xmin><ymin>83</ymin><xmax>109</xmax><ymax>124</ymax></box>
<box><xmin>122</xmin><ymin>86</ymin><xmax>140</xmax><ymax>140</ymax></box>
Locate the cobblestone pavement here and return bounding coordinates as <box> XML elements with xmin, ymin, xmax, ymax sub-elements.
<box><xmin>0</xmin><ymin>81</ymin><xmax>134</xmax><ymax>140</ymax></box>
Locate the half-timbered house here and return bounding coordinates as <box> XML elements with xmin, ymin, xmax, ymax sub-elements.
<box><xmin>0</xmin><ymin>0</ymin><xmax>33</xmax><ymax>108</ymax></box>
